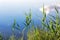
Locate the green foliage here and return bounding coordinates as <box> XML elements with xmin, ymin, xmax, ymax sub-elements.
<box><xmin>27</xmin><ymin>5</ymin><xmax>60</xmax><ymax>40</ymax></box>
<box><xmin>12</xmin><ymin>19</ymin><xmax>20</xmax><ymax>31</ymax></box>
<box><xmin>22</xmin><ymin>9</ymin><xmax>32</xmax><ymax>33</ymax></box>
<box><xmin>42</xmin><ymin>4</ymin><xmax>46</xmax><ymax>22</ymax></box>
<box><xmin>0</xmin><ymin>33</ymin><xmax>3</xmax><ymax>40</ymax></box>
<box><xmin>24</xmin><ymin>9</ymin><xmax>32</xmax><ymax>27</ymax></box>
<box><xmin>9</xmin><ymin>35</ymin><xmax>16</xmax><ymax>40</ymax></box>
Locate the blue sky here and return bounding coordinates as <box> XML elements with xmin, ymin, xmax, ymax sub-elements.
<box><xmin>0</xmin><ymin>0</ymin><xmax>59</xmax><ymax>6</ymax></box>
<box><xmin>0</xmin><ymin>0</ymin><xmax>60</xmax><ymax>16</ymax></box>
<box><xmin>0</xmin><ymin>0</ymin><xmax>60</xmax><ymax>9</ymax></box>
<box><xmin>0</xmin><ymin>0</ymin><xmax>60</xmax><ymax>11</ymax></box>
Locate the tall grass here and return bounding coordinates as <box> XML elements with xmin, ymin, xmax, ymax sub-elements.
<box><xmin>1</xmin><ymin>5</ymin><xmax>60</xmax><ymax>40</ymax></box>
<box><xmin>27</xmin><ymin>5</ymin><xmax>60</xmax><ymax>40</ymax></box>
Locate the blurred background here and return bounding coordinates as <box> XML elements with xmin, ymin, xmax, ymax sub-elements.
<box><xmin>0</xmin><ymin>0</ymin><xmax>60</xmax><ymax>39</ymax></box>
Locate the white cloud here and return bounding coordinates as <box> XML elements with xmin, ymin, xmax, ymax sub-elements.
<box><xmin>0</xmin><ymin>0</ymin><xmax>59</xmax><ymax>4</ymax></box>
<box><xmin>39</xmin><ymin>3</ymin><xmax>60</xmax><ymax>15</ymax></box>
<box><xmin>0</xmin><ymin>0</ymin><xmax>40</xmax><ymax>3</ymax></box>
<box><xmin>0</xmin><ymin>0</ymin><xmax>59</xmax><ymax>6</ymax></box>
<box><xmin>0</xmin><ymin>0</ymin><xmax>60</xmax><ymax>8</ymax></box>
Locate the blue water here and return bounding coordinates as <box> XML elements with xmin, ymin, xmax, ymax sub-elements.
<box><xmin>0</xmin><ymin>2</ymin><xmax>43</xmax><ymax>39</ymax></box>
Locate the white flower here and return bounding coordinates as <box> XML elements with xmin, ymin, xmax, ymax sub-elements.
<box><xmin>39</xmin><ymin>3</ymin><xmax>60</xmax><ymax>15</ymax></box>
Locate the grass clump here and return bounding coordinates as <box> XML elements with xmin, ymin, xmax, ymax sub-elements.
<box><xmin>9</xmin><ymin>35</ymin><xmax>16</xmax><ymax>40</ymax></box>
<box><xmin>27</xmin><ymin>5</ymin><xmax>60</xmax><ymax>40</ymax></box>
<box><xmin>0</xmin><ymin>33</ymin><xmax>3</xmax><ymax>40</ymax></box>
